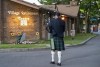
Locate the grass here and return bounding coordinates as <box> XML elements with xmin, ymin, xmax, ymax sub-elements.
<box><xmin>0</xmin><ymin>44</ymin><xmax>47</xmax><ymax>49</ymax></box>
<box><xmin>38</xmin><ymin>33</ymin><xmax>96</xmax><ymax>45</ymax></box>
<box><xmin>64</xmin><ymin>33</ymin><xmax>96</xmax><ymax>45</ymax></box>
<box><xmin>0</xmin><ymin>33</ymin><xmax>96</xmax><ymax>49</ymax></box>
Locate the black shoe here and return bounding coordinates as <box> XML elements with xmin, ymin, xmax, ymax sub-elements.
<box><xmin>57</xmin><ymin>63</ymin><xmax>61</xmax><ymax>66</ymax></box>
<box><xmin>50</xmin><ymin>61</ymin><xmax>55</xmax><ymax>64</ymax></box>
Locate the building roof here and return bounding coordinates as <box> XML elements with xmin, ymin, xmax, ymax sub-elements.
<box><xmin>10</xmin><ymin>0</ymin><xmax>40</xmax><ymax>9</ymax></box>
<box><xmin>10</xmin><ymin>0</ymin><xmax>79</xmax><ymax>17</ymax></box>
<box><xmin>40</xmin><ymin>5</ymin><xmax>79</xmax><ymax>17</ymax></box>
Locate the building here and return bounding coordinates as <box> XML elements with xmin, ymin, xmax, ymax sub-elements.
<box><xmin>40</xmin><ymin>0</ymin><xmax>79</xmax><ymax>39</ymax></box>
<box><xmin>0</xmin><ymin>0</ymin><xmax>79</xmax><ymax>44</ymax></box>
<box><xmin>0</xmin><ymin>0</ymin><xmax>41</xmax><ymax>43</ymax></box>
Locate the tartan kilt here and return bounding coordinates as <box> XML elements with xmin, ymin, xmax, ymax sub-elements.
<box><xmin>50</xmin><ymin>37</ymin><xmax>65</xmax><ymax>51</ymax></box>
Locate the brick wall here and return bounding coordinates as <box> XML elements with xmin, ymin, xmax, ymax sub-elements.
<box><xmin>3</xmin><ymin>0</ymin><xmax>40</xmax><ymax>43</ymax></box>
<box><xmin>0</xmin><ymin>0</ymin><xmax>1</xmax><ymax>43</ymax></box>
<box><xmin>0</xmin><ymin>0</ymin><xmax>4</xmax><ymax>43</ymax></box>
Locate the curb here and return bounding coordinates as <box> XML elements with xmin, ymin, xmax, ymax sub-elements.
<box><xmin>0</xmin><ymin>35</ymin><xmax>96</xmax><ymax>52</ymax></box>
<box><xmin>0</xmin><ymin>48</ymin><xmax>50</xmax><ymax>52</ymax></box>
<box><xmin>66</xmin><ymin>35</ymin><xmax>96</xmax><ymax>48</ymax></box>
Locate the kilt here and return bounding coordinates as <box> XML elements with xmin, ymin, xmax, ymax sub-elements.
<box><xmin>50</xmin><ymin>37</ymin><xmax>65</xmax><ymax>51</ymax></box>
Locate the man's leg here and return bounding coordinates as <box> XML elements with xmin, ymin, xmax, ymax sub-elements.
<box><xmin>50</xmin><ymin>50</ymin><xmax>55</xmax><ymax>64</ymax></box>
<box><xmin>57</xmin><ymin>51</ymin><xmax>62</xmax><ymax>66</ymax></box>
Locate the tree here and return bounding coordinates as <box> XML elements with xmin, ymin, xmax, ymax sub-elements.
<box><xmin>79</xmin><ymin>0</ymin><xmax>100</xmax><ymax>33</ymax></box>
<box><xmin>38</xmin><ymin>0</ymin><xmax>71</xmax><ymax>5</ymax></box>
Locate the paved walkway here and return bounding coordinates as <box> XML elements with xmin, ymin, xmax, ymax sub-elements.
<box><xmin>0</xmin><ymin>35</ymin><xmax>100</xmax><ymax>67</ymax></box>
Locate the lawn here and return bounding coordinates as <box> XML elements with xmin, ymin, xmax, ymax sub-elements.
<box><xmin>38</xmin><ymin>33</ymin><xmax>96</xmax><ymax>45</ymax></box>
<box><xmin>0</xmin><ymin>44</ymin><xmax>47</xmax><ymax>49</ymax></box>
<box><xmin>0</xmin><ymin>33</ymin><xmax>96</xmax><ymax>49</ymax></box>
<box><xmin>64</xmin><ymin>33</ymin><xmax>96</xmax><ymax>45</ymax></box>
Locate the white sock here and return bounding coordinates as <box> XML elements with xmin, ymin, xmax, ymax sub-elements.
<box><xmin>51</xmin><ymin>50</ymin><xmax>55</xmax><ymax>62</ymax></box>
<box><xmin>57</xmin><ymin>51</ymin><xmax>62</xmax><ymax>63</ymax></box>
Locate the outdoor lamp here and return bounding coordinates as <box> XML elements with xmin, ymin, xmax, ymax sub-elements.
<box><xmin>61</xmin><ymin>15</ymin><xmax>65</xmax><ymax>20</ymax></box>
<box><xmin>61</xmin><ymin>17</ymin><xmax>65</xmax><ymax>20</ymax></box>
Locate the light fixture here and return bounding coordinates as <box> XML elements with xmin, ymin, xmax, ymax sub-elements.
<box><xmin>61</xmin><ymin>15</ymin><xmax>65</xmax><ymax>20</ymax></box>
<box><xmin>61</xmin><ymin>17</ymin><xmax>65</xmax><ymax>20</ymax></box>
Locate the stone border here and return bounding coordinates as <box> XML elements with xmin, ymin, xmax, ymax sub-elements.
<box><xmin>0</xmin><ymin>48</ymin><xmax>50</xmax><ymax>52</ymax></box>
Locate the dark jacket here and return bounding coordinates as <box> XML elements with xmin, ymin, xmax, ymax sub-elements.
<box><xmin>48</xmin><ymin>18</ymin><xmax>65</xmax><ymax>38</ymax></box>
